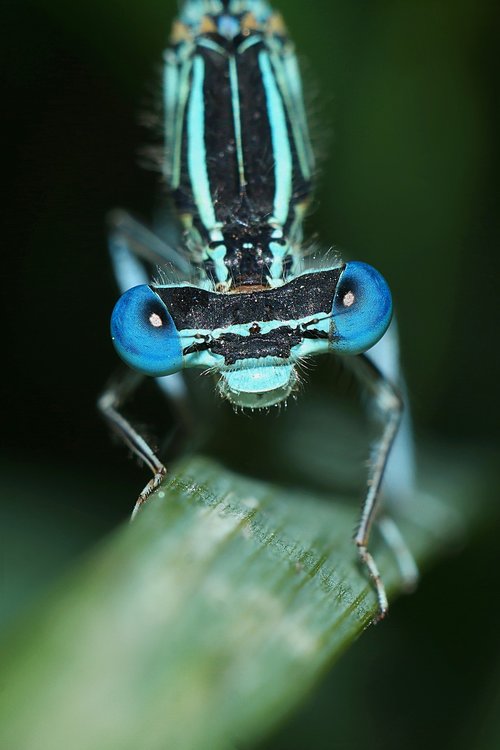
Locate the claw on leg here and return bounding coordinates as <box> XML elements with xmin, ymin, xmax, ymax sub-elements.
<box><xmin>131</xmin><ymin>464</ymin><xmax>167</xmax><ymax>520</ymax></box>
<box><xmin>345</xmin><ymin>353</ymin><xmax>404</xmax><ymax>621</ymax></box>
<box><xmin>356</xmin><ymin>542</ymin><xmax>389</xmax><ymax>623</ymax></box>
<box><xmin>98</xmin><ymin>368</ymin><xmax>168</xmax><ymax>518</ymax></box>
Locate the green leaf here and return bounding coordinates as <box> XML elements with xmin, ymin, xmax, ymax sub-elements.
<box><xmin>0</xmin><ymin>451</ymin><xmax>477</xmax><ymax>750</ymax></box>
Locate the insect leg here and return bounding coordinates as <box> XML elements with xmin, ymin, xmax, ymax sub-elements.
<box><xmin>98</xmin><ymin>369</ymin><xmax>167</xmax><ymax>519</ymax></box>
<box><xmin>107</xmin><ymin>209</ymin><xmax>191</xmax><ymax>418</ymax></box>
<box><xmin>366</xmin><ymin>321</ymin><xmax>419</xmax><ymax>591</ymax></box>
<box><xmin>107</xmin><ymin>208</ymin><xmax>192</xmax><ymax>285</ymax></box>
<box><xmin>344</xmin><ymin>353</ymin><xmax>403</xmax><ymax>621</ymax></box>
<box><xmin>101</xmin><ymin>212</ymin><xmax>192</xmax><ymax>515</ymax></box>
<box><xmin>367</xmin><ymin>318</ymin><xmax>416</xmax><ymax>502</ymax></box>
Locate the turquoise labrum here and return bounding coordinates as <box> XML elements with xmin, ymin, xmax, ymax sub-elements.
<box><xmin>219</xmin><ymin>364</ymin><xmax>296</xmax><ymax>408</ymax></box>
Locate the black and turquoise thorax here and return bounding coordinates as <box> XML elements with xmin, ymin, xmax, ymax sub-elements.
<box><xmin>163</xmin><ymin>0</ymin><xmax>314</xmax><ymax>290</ymax></box>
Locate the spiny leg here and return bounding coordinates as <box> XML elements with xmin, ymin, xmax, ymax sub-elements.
<box><xmin>366</xmin><ymin>318</ymin><xmax>417</xmax><ymax>503</ymax></box>
<box><xmin>103</xmin><ymin>210</ymin><xmax>196</xmax><ymax>516</ymax></box>
<box><xmin>366</xmin><ymin>321</ymin><xmax>419</xmax><ymax>590</ymax></box>
<box><xmin>107</xmin><ymin>207</ymin><xmax>193</xmax><ymax>419</ymax></box>
<box><xmin>344</xmin><ymin>353</ymin><xmax>403</xmax><ymax>621</ymax></box>
<box><xmin>98</xmin><ymin>368</ymin><xmax>167</xmax><ymax>519</ymax></box>
<box><xmin>107</xmin><ymin>208</ymin><xmax>192</xmax><ymax>287</ymax></box>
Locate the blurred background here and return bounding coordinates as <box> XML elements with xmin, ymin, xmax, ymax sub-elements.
<box><xmin>2</xmin><ymin>0</ymin><xmax>499</xmax><ymax>748</ymax></box>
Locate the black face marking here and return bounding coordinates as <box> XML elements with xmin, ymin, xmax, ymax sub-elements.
<box><xmin>210</xmin><ymin>327</ymin><xmax>303</xmax><ymax>364</ymax></box>
<box><xmin>153</xmin><ymin>267</ymin><xmax>344</xmax><ymax>331</ymax></box>
<box><xmin>183</xmin><ymin>339</ymin><xmax>212</xmax><ymax>357</ymax></box>
<box><xmin>301</xmin><ymin>328</ymin><xmax>329</xmax><ymax>341</ymax></box>
<box><xmin>181</xmin><ymin>324</ymin><xmax>329</xmax><ymax>361</ymax></box>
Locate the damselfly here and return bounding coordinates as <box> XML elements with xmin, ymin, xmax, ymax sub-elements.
<box><xmin>99</xmin><ymin>0</ymin><xmax>418</xmax><ymax>620</ymax></box>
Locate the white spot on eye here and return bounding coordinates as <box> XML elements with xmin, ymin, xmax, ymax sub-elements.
<box><xmin>149</xmin><ymin>312</ymin><xmax>163</xmax><ymax>328</ymax></box>
<box><xmin>343</xmin><ymin>291</ymin><xmax>355</xmax><ymax>308</ymax></box>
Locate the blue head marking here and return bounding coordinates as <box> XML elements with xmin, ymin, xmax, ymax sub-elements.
<box><xmin>217</xmin><ymin>14</ymin><xmax>241</xmax><ymax>39</ymax></box>
<box><xmin>111</xmin><ymin>285</ymin><xmax>183</xmax><ymax>377</ymax></box>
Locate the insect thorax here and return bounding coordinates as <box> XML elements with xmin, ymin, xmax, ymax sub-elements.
<box><xmin>163</xmin><ymin>0</ymin><xmax>314</xmax><ymax>290</ymax></box>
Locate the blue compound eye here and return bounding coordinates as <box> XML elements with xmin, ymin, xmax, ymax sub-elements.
<box><xmin>111</xmin><ymin>285</ymin><xmax>183</xmax><ymax>376</ymax></box>
<box><xmin>331</xmin><ymin>262</ymin><xmax>393</xmax><ymax>354</ymax></box>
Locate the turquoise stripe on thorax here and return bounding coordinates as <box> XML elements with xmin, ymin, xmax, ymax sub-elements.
<box><xmin>228</xmin><ymin>56</ymin><xmax>246</xmax><ymax>189</ymax></box>
<box><xmin>163</xmin><ymin>53</ymin><xmax>178</xmax><ymax>182</ymax></box>
<box><xmin>281</xmin><ymin>52</ymin><xmax>315</xmax><ymax>177</ymax></box>
<box><xmin>164</xmin><ymin>55</ymin><xmax>193</xmax><ymax>190</ymax></box>
<box><xmin>268</xmin><ymin>240</ymin><xmax>289</xmax><ymax>282</ymax></box>
<box><xmin>268</xmin><ymin>47</ymin><xmax>314</xmax><ymax>183</ymax></box>
<box><xmin>205</xmin><ymin>243</ymin><xmax>229</xmax><ymax>285</ymax></box>
<box><xmin>237</xmin><ymin>35</ymin><xmax>263</xmax><ymax>54</ymax></box>
<box><xmin>196</xmin><ymin>37</ymin><xmax>227</xmax><ymax>56</ymax></box>
<box><xmin>186</xmin><ymin>55</ymin><xmax>228</xmax><ymax>283</ymax></box>
<box><xmin>258</xmin><ymin>51</ymin><xmax>292</xmax><ymax>227</ymax></box>
<box><xmin>187</xmin><ymin>56</ymin><xmax>216</xmax><ymax>230</ymax></box>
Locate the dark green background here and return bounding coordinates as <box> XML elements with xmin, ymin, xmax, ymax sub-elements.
<box><xmin>2</xmin><ymin>1</ymin><xmax>499</xmax><ymax>748</ymax></box>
